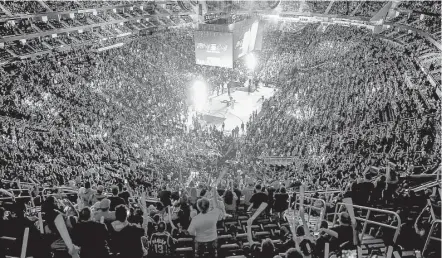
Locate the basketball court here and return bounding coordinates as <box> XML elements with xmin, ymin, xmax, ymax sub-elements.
<box><xmin>196</xmin><ymin>83</ymin><xmax>275</xmax><ymax>133</ymax></box>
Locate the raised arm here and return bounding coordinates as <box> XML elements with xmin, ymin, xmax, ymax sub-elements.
<box><xmin>299</xmin><ymin>206</ymin><xmax>312</xmax><ymax>239</ymax></box>
<box><xmin>246</xmin><ymin>217</ymin><xmax>255</xmax><ymax>246</ymax></box>
<box><xmin>0</xmin><ymin>188</ymin><xmax>14</xmax><ymax>199</ymax></box>
<box><xmin>54</xmin><ymin>214</ymin><xmax>80</xmax><ymax>257</ymax></box>
<box><xmin>168</xmin><ymin>206</ymin><xmax>177</xmax><ymax>230</ymax></box>
<box><xmin>140</xmin><ymin>192</ymin><xmax>149</xmax><ymax>236</ymax></box>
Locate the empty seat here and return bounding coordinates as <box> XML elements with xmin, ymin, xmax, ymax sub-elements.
<box><xmin>177</xmin><ymin>238</ymin><xmax>193</xmax><ymax>248</ymax></box>
<box><xmin>218</xmin><ymin>234</ymin><xmax>233</xmax><ymax>240</ymax></box>
<box><xmin>175</xmin><ymin>247</ymin><xmax>193</xmax><ymax>257</ymax></box>
<box><xmin>218</xmin><ymin>234</ymin><xmax>235</xmax><ymax>245</ymax></box>
<box><xmin>235</xmin><ymin>233</ymin><xmax>248</xmax><ymax>240</ymax></box>
<box><xmin>242</xmin><ymin>241</ymin><xmax>259</xmax><ymax>248</ymax></box>
<box><xmin>225</xmin><ymin>221</ymin><xmax>237</xmax><ymax>227</ymax></box>
<box><xmin>254</xmin><ymin>231</ymin><xmax>271</xmax><ymax>239</ymax></box>
<box><xmin>263</xmin><ymin>223</ymin><xmax>279</xmax><ymax>229</ymax></box>
<box><xmin>255</xmin><ymin>218</ymin><xmax>270</xmax><ymax>224</ymax></box>
<box><xmin>272</xmin><ymin>239</ymin><xmax>282</xmax><ymax>245</ymax></box>
<box><xmin>242</xmin><ymin>225</ymin><xmax>261</xmax><ymax>232</ymax></box>
<box><xmin>220</xmin><ymin>243</ymin><xmax>240</xmax><ymax>249</ymax></box>
<box><xmin>237</xmin><ymin>215</ymin><xmax>248</xmax><ymax>221</ymax></box>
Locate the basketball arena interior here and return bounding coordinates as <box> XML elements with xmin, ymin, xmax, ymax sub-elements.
<box><xmin>0</xmin><ymin>1</ymin><xmax>441</xmax><ymax>258</ymax></box>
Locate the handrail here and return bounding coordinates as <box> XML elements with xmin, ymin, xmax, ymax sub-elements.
<box><xmin>295</xmin><ymin>189</ymin><xmax>341</xmax><ymax>195</ymax></box>
<box><xmin>129</xmin><ymin>195</ymin><xmax>160</xmax><ymax>203</ymax></box>
<box><xmin>293</xmin><ymin>195</ymin><xmax>326</xmax><ymax>230</ymax></box>
<box><xmin>423</xmin><ymin>219</ymin><xmax>441</xmax><ymax>255</ymax></box>
<box><xmin>3</xmin><ymin>189</ymin><xmax>31</xmax><ymax>198</ymax></box>
<box><xmin>427</xmin><ymin>199</ymin><xmax>437</xmax><ymax>223</ymax></box>
<box><xmin>412</xmin><ymin>180</ymin><xmax>441</xmax><ymax>192</ymax></box>
<box><xmin>1</xmin><ymin>180</ymin><xmax>36</xmax><ymax>188</ymax></box>
<box><xmin>42</xmin><ymin>187</ymin><xmax>78</xmax><ymax>199</ymax></box>
<box><xmin>332</xmin><ymin>202</ymin><xmax>402</xmax><ymax>243</ymax></box>
<box><xmin>0</xmin><ymin>196</ymin><xmax>32</xmax><ymax>201</ymax></box>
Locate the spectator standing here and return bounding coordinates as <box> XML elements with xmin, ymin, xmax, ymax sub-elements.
<box><xmin>242</xmin><ymin>182</ymin><xmax>255</xmax><ymax>207</ymax></box>
<box><xmin>93</xmin><ymin>199</ymin><xmax>116</xmax><ymax>223</ymax></box>
<box><xmin>110</xmin><ymin>205</ymin><xmax>145</xmax><ymax>258</ymax></box>
<box><xmin>319</xmin><ymin>212</ymin><xmax>355</xmax><ymax>252</ymax></box>
<box><xmin>159</xmin><ymin>185</ymin><xmax>172</xmax><ymax>207</ymax></box>
<box><xmin>372</xmin><ymin>175</ymin><xmax>386</xmax><ymax>204</ymax></box>
<box><xmin>81</xmin><ymin>182</ymin><xmax>95</xmax><ymax>207</ymax></box>
<box><xmin>72</xmin><ymin>207</ymin><xmax>110</xmax><ymax>258</ymax></box>
<box><xmin>353</xmin><ymin>174</ymin><xmax>374</xmax><ymax>206</ymax></box>
<box><xmin>385</xmin><ymin>169</ymin><xmax>399</xmax><ymax>204</ymax></box>
<box><xmin>41</xmin><ymin>196</ymin><xmax>79</xmax><ymax>258</ymax></box>
<box><xmin>118</xmin><ymin>183</ymin><xmax>131</xmax><ymax>205</ymax></box>
<box><xmin>223</xmin><ymin>189</ymin><xmax>238</xmax><ymax>213</ymax></box>
<box><xmin>274</xmin><ymin>187</ymin><xmax>289</xmax><ymax>218</ymax></box>
<box><xmin>108</xmin><ymin>186</ymin><xmax>125</xmax><ymax>211</ymax></box>
<box><xmin>91</xmin><ymin>185</ymin><xmax>106</xmax><ymax>205</ymax></box>
<box><xmin>149</xmin><ymin>221</ymin><xmax>175</xmax><ymax>257</ymax></box>
<box><xmin>177</xmin><ymin>196</ymin><xmax>191</xmax><ymax>230</ymax></box>
<box><xmin>248</xmin><ymin>184</ymin><xmax>268</xmax><ymax>213</ymax></box>
<box><xmin>187</xmin><ymin>187</ymin><xmax>223</xmax><ymax>258</ymax></box>
<box><xmin>233</xmin><ymin>184</ymin><xmax>242</xmax><ymax>210</ymax></box>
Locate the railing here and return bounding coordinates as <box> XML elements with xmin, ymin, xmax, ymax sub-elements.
<box><xmin>1</xmin><ymin>179</ymin><xmax>37</xmax><ymax>188</ymax></box>
<box><xmin>1</xmin><ymin>227</ymin><xmax>30</xmax><ymax>258</ymax></box>
<box><xmin>0</xmin><ymin>196</ymin><xmax>32</xmax><ymax>201</ymax></box>
<box><xmin>293</xmin><ymin>195</ymin><xmax>326</xmax><ymax>230</ymax></box>
<box><xmin>332</xmin><ymin>203</ymin><xmax>402</xmax><ymax>243</ymax></box>
<box><xmin>423</xmin><ymin>219</ymin><xmax>441</xmax><ymax>255</ymax></box>
<box><xmin>295</xmin><ymin>190</ymin><xmax>342</xmax><ymax>209</ymax></box>
<box><xmin>128</xmin><ymin>196</ymin><xmax>160</xmax><ymax>205</ymax></box>
<box><xmin>295</xmin><ymin>189</ymin><xmax>342</xmax><ymax>195</ymax></box>
<box><xmin>42</xmin><ymin>187</ymin><xmax>78</xmax><ymax>200</ymax></box>
<box><xmin>0</xmin><ymin>188</ymin><xmax>32</xmax><ymax>201</ymax></box>
<box><xmin>412</xmin><ymin>180</ymin><xmax>441</xmax><ymax>192</ymax></box>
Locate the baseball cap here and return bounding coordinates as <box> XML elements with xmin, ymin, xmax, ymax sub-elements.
<box><xmin>97</xmin><ymin>185</ymin><xmax>104</xmax><ymax>193</ymax></box>
<box><xmin>78</xmin><ymin>187</ymin><xmax>85</xmax><ymax>195</ymax></box>
<box><xmin>99</xmin><ymin>199</ymin><xmax>111</xmax><ymax>210</ymax></box>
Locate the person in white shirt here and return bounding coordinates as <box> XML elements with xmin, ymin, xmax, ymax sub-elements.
<box><xmin>187</xmin><ymin>186</ymin><xmax>223</xmax><ymax>258</ymax></box>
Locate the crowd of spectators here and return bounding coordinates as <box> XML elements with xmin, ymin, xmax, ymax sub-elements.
<box><xmin>246</xmin><ymin>24</ymin><xmax>440</xmax><ymax>179</ymax></box>
<box><xmin>0</xmin><ymin>1</ymin><xmax>157</xmax><ymax>15</ymax></box>
<box><xmin>306</xmin><ymin>1</ymin><xmax>331</xmax><ymax>14</ymax></box>
<box><xmin>0</xmin><ymin>1</ymin><xmax>441</xmax><ymax>258</ymax></box>
<box><xmin>1</xmin><ymin>165</ymin><xmax>440</xmax><ymax>258</ymax></box>
<box><xmin>399</xmin><ymin>1</ymin><xmax>442</xmax><ymax>14</ymax></box>
<box><xmin>328</xmin><ymin>1</ymin><xmax>360</xmax><ymax>16</ymax></box>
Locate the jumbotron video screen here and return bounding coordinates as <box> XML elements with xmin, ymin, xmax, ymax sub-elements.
<box><xmin>194</xmin><ymin>30</ymin><xmax>234</xmax><ymax>68</ymax></box>
<box><xmin>194</xmin><ymin>20</ymin><xmax>263</xmax><ymax>69</ymax></box>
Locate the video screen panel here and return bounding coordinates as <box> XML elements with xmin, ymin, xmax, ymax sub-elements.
<box><xmin>253</xmin><ymin>20</ymin><xmax>265</xmax><ymax>51</ymax></box>
<box><xmin>233</xmin><ymin>24</ymin><xmax>250</xmax><ymax>59</ymax></box>
<box><xmin>194</xmin><ymin>30</ymin><xmax>233</xmax><ymax>68</ymax></box>
<box><xmin>232</xmin><ymin>20</ymin><xmax>259</xmax><ymax>60</ymax></box>
<box><xmin>249</xmin><ymin>21</ymin><xmax>259</xmax><ymax>51</ymax></box>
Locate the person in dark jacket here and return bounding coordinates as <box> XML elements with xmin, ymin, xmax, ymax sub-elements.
<box><xmin>108</xmin><ymin>186</ymin><xmax>125</xmax><ymax>211</ymax></box>
<box><xmin>118</xmin><ymin>184</ymin><xmax>131</xmax><ymax>205</ymax></box>
<box><xmin>72</xmin><ymin>207</ymin><xmax>110</xmax><ymax>258</ymax></box>
<box><xmin>109</xmin><ymin>205</ymin><xmax>145</xmax><ymax>258</ymax></box>
<box><xmin>274</xmin><ymin>187</ymin><xmax>289</xmax><ymax>218</ymax></box>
